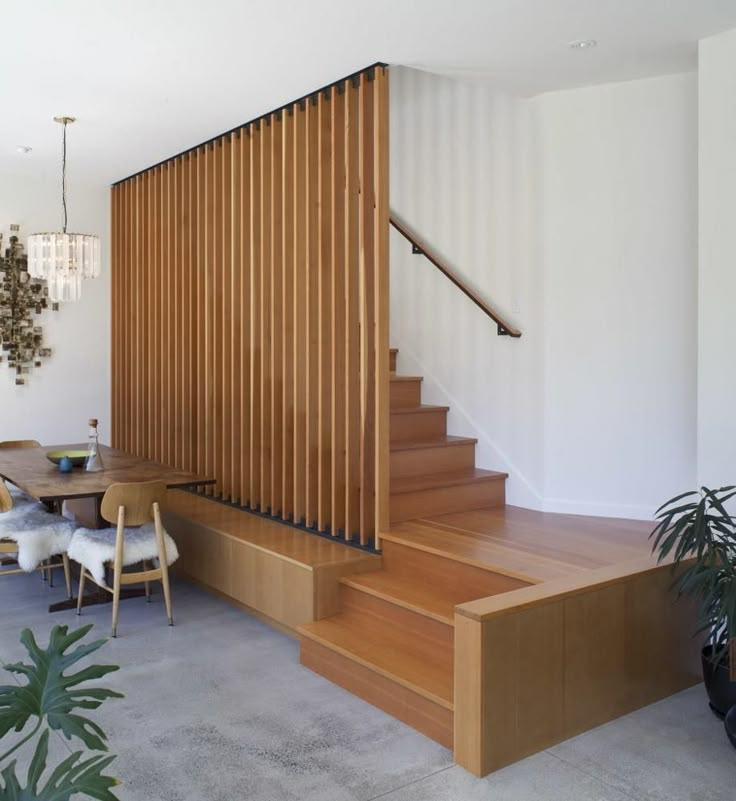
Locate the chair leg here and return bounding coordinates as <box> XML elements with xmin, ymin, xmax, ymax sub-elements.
<box><xmin>154</xmin><ymin>528</ymin><xmax>173</xmax><ymax>626</ymax></box>
<box><xmin>111</xmin><ymin>561</ymin><xmax>122</xmax><ymax>638</ymax></box>
<box><xmin>62</xmin><ymin>554</ymin><xmax>72</xmax><ymax>600</ymax></box>
<box><xmin>48</xmin><ymin>559</ymin><xmax>54</xmax><ymax>588</ymax></box>
<box><xmin>76</xmin><ymin>568</ymin><xmax>87</xmax><ymax>615</ymax></box>
<box><xmin>42</xmin><ymin>559</ymin><xmax>48</xmax><ymax>582</ymax></box>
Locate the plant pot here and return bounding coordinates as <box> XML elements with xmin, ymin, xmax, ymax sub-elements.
<box><xmin>725</xmin><ymin>706</ymin><xmax>736</xmax><ymax>749</ymax></box>
<box><xmin>702</xmin><ymin>645</ymin><xmax>736</xmax><ymax>718</ymax></box>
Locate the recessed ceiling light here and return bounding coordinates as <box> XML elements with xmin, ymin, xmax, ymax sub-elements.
<box><xmin>568</xmin><ymin>39</ymin><xmax>597</xmax><ymax>50</ymax></box>
<box><xmin>16</xmin><ymin>145</ymin><xmax>32</xmax><ymax>154</ymax></box>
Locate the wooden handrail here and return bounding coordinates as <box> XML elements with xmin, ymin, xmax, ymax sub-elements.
<box><xmin>389</xmin><ymin>215</ymin><xmax>522</xmax><ymax>338</ymax></box>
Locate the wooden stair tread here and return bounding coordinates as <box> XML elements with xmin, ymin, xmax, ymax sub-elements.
<box><xmin>390</xmin><ymin>404</ymin><xmax>449</xmax><ymax>415</ymax></box>
<box><xmin>341</xmin><ymin>571</ymin><xmax>459</xmax><ymax>625</ymax></box>
<box><xmin>391</xmin><ymin>468</ymin><xmax>508</xmax><ymax>495</ymax></box>
<box><xmin>381</xmin><ymin>522</ymin><xmax>575</xmax><ymax>583</ymax></box>
<box><xmin>390</xmin><ymin>375</ymin><xmax>423</xmax><ymax>383</ymax></box>
<box><xmin>390</xmin><ymin>435</ymin><xmax>477</xmax><ymax>452</ymax></box>
<box><xmin>299</xmin><ymin>616</ymin><xmax>453</xmax><ymax>708</ymax></box>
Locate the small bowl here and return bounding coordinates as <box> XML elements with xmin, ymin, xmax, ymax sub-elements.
<box><xmin>46</xmin><ymin>450</ymin><xmax>88</xmax><ymax>468</ymax></box>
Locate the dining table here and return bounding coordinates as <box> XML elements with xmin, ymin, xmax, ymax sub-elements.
<box><xmin>0</xmin><ymin>443</ymin><xmax>215</xmax><ymax>612</ymax></box>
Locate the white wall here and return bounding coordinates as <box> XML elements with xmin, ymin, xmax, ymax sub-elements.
<box><xmin>390</xmin><ymin>67</ymin><xmax>697</xmax><ymax>517</ymax></box>
<box><xmin>390</xmin><ymin>66</ymin><xmax>544</xmax><ymax>509</ymax></box>
<box><xmin>698</xmin><ymin>28</ymin><xmax>736</xmax><ymax>488</ymax></box>
<box><xmin>0</xmin><ymin>167</ymin><xmax>110</xmax><ymax>446</ymax></box>
<box><xmin>537</xmin><ymin>73</ymin><xmax>698</xmax><ymax>516</ymax></box>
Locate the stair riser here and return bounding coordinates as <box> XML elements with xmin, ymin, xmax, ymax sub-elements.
<box><xmin>390</xmin><ymin>477</ymin><xmax>505</xmax><ymax>523</ymax></box>
<box><xmin>381</xmin><ymin>540</ymin><xmax>531</xmax><ymax>599</ymax></box>
<box><xmin>390</xmin><ymin>379</ymin><xmax>422</xmax><ymax>409</ymax></box>
<box><xmin>391</xmin><ymin>442</ymin><xmax>476</xmax><ymax>478</ymax></box>
<box><xmin>301</xmin><ymin>638</ymin><xmax>453</xmax><ymax>748</ymax></box>
<box><xmin>390</xmin><ymin>410</ymin><xmax>447</xmax><ymax>443</ymax></box>
<box><xmin>339</xmin><ymin>584</ymin><xmax>454</xmax><ymax>672</ymax></box>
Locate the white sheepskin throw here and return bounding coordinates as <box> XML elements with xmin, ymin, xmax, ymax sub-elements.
<box><xmin>68</xmin><ymin>524</ymin><xmax>179</xmax><ymax>588</ymax></box>
<box><xmin>0</xmin><ymin>507</ymin><xmax>74</xmax><ymax>572</ymax></box>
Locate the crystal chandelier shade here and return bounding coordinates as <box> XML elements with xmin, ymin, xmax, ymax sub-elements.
<box><xmin>27</xmin><ymin>233</ymin><xmax>100</xmax><ymax>302</ymax></box>
<box><xmin>27</xmin><ymin>117</ymin><xmax>100</xmax><ymax>302</ymax></box>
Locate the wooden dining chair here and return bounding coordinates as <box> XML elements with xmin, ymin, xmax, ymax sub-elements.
<box><xmin>68</xmin><ymin>481</ymin><xmax>178</xmax><ymax>637</ymax></box>
<box><xmin>0</xmin><ymin>439</ymin><xmax>41</xmax><ymax>449</ymax></box>
<box><xmin>0</xmin><ymin>480</ymin><xmax>73</xmax><ymax>596</ymax></box>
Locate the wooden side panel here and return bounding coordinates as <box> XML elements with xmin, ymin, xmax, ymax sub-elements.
<box><xmin>453</xmin><ymin>562</ymin><xmax>702</xmax><ymax>776</ymax></box>
<box><xmin>110</xmin><ymin>66</ymin><xmax>390</xmax><ymax>545</ymax></box>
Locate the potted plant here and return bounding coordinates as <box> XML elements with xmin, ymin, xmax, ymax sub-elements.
<box><xmin>0</xmin><ymin>623</ymin><xmax>123</xmax><ymax>799</ymax></box>
<box><xmin>651</xmin><ymin>485</ymin><xmax>736</xmax><ymax>720</ymax></box>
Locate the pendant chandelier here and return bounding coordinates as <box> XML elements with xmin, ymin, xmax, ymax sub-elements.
<box><xmin>27</xmin><ymin>116</ymin><xmax>100</xmax><ymax>302</ymax></box>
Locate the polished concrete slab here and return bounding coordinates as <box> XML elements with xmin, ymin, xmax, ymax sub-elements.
<box><xmin>0</xmin><ymin>572</ymin><xmax>733</xmax><ymax>800</ymax></box>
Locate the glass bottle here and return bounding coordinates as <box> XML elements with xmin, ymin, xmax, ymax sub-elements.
<box><xmin>84</xmin><ymin>418</ymin><xmax>105</xmax><ymax>472</ymax></box>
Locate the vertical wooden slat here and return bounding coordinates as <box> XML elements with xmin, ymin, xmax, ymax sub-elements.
<box><xmin>373</xmin><ymin>67</ymin><xmax>391</xmax><ymax>544</ymax></box>
<box><xmin>173</xmin><ymin>156</ymin><xmax>183</xmax><ymax>470</ymax></box>
<box><xmin>281</xmin><ymin>108</ymin><xmax>295</xmax><ymax>521</ymax></box>
<box><xmin>230</xmin><ymin>134</ymin><xmax>242</xmax><ymax>504</ymax></box>
<box><xmin>317</xmin><ymin>91</ymin><xmax>333</xmax><ymax>532</ymax></box>
<box><xmin>293</xmin><ymin>106</ymin><xmax>307</xmax><ymax>525</ymax></box>
<box><xmin>187</xmin><ymin>153</ymin><xmax>197</xmax><ymax>474</ymax></box>
<box><xmin>240</xmin><ymin>130</ymin><xmax>252</xmax><ymax>506</ymax></box>
<box><xmin>197</xmin><ymin>148</ymin><xmax>207</xmax><ymax>483</ymax></box>
<box><xmin>261</xmin><ymin>119</ymin><xmax>273</xmax><ymax>514</ymax></box>
<box><xmin>249</xmin><ymin>126</ymin><xmax>262</xmax><ymax>510</ymax></box>
<box><xmin>271</xmin><ymin>113</ymin><xmax>284</xmax><ymax>519</ymax></box>
<box><xmin>222</xmin><ymin>136</ymin><xmax>233</xmax><ymax>501</ymax></box>
<box><xmin>305</xmin><ymin>99</ymin><xmax>320</xmax><ymax>529</ymax></box>
<box><xmin>331</xmin><ymin>84</ymin><xmax>347</xmax><ymax>537</ymax></box>
<box><xmin>358</xmin><ymin>72</ymin><xmax>377</xmax><ymax>545</ymax></box>
<box><xmin>344</xmin><ymin>80</ymin><xmax>361</xmax><ymax>541</ymax></box>
<box><xmin>144</xmin><ymin>171</ymin><xmax>153</xmax><ymax>460</ymax></box>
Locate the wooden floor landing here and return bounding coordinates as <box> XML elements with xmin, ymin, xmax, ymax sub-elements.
<box><xmin>386</xmin><ymin>505</ymin><xmax>655</xmax><ymax>583</ymax></box>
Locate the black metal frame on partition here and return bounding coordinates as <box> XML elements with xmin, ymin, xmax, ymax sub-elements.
<box><xmin>112</xmin><ymin>61</ymin><xmax>389</xmax><ymax>186</ymax></box>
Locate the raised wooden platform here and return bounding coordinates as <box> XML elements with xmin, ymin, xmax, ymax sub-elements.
<box><xmin>164</xmin><ymin>491</ymin><xmax>380</xmax><ymax>633</ymax></box>
<box><xmin>298</xmin><ymin>505</ymin><xmax>701</xmax><ymax>775</ymax></box>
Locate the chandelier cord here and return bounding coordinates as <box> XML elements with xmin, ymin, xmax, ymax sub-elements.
<box><xmin>61</xmin><ymin>120</ymin><xmax>68</xmax><ymax>234</ymax></box>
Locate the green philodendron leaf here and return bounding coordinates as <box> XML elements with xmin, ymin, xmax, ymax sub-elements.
<box><xmin>0</xmin><ymin>624</ymin><xmax>123</xmax><ymax>750</ymax></box>
<box><xmin>0</xmin><ymin>732</ymin><xmax>120</xmax><ymax>801</ymax></box>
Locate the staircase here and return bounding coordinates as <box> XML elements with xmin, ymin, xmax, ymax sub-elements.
<box><xmin>299</xmin><ymin>348</ymin><xmax>513</xmax><ymax>748</ymax></box>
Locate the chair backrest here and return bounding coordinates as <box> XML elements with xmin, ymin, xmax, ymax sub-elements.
<box><xmin>100</xmin><ymin>481</ymin><xmax>168</xmax><ymax>526</ymax></box>
<box><xmin>0</xmin><ymin>481</ymin><xmax>12</xmax><ymax>514</ymax></box>
<box><xmin>0</xmin><ymin>440</ymin><xmax>41</xmax><ymax>449</ymax></box>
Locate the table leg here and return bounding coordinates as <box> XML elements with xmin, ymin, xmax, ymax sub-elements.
<box><xmin>48</xmin><ymin>561</ymin><xmax>147</xmax><ymax>613</ymax></box>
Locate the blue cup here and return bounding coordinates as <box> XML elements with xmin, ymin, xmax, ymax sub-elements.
<box><xmin>59</xmin><ymin>456</ymin><xmax>73</xmax><ymax>473</ymax></box>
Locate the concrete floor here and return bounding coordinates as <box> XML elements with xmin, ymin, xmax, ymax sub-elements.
<box><xmin>0</xmin><ymin>573</ymin><xmax>734</xmax><ymax>801</ymax></box>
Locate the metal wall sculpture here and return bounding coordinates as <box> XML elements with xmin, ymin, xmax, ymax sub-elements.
<box><xmin>0</xmin><ymin>225</ymin><xmax>58</xmax><ymax>385</ymax></box>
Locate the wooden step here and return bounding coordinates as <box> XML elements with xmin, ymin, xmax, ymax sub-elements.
<box><xmin>341</xmin><ymin>570</ymin><xmax>460</xmax><ymax>625</ymax></box>
<box><xmin>389</xmin><ymin>348</ymin><xmax>398</xmax><ymax>372</ymax></box>
<box><xmin>390</xmin><ymin>468</ymin><xmax>507</xmax><ymax>523</ymax></box>
<box><xmin>390</xmin><ymin>405</ymin><xmax>448</xmax><ymax>444</ymax></box>
<box><xmin>379</xmin><ymin>536</ymin><xmax>533</xmax><ymax>598</ymax></box>
<box><xmin>299</xmin><ymin>615</ymin><xmax>453</xmax><ymax>748</ymax></box>
<box><xmin>339</xmin><ymin>580</ymin><xmax>453</xmax><ymax>669</ymax></box>
<box><xmin>390</xmin><ymin>435</ymin><xmax>476</xmax><ymax>478</ymax></box>
<box><xmin>390</xmin><ymin>375</ymin><xmax>423</xmax><ymax>408</ymax></box>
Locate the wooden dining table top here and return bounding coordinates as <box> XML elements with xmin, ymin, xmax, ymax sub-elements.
<box><xmin>0</xmin><ymin>444</ymin><xmax>215</xmax><ymax>503</ymax></box>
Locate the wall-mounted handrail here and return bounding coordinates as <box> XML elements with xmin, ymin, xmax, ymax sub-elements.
<box><xmin>389</xmin><ymin>215</ymin><xmax>522</xmax><ymax>338</ymax></box>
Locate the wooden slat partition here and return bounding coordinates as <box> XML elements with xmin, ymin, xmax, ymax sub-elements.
<box><xmin>111</xmin><ymin>64</ymin><xmax>390</xmax><ymax>547</ymax></box>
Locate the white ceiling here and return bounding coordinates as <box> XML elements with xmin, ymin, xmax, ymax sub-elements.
<box><xmin>2</xmin><ymin>0</ymin><xmax>736</xmax><ymax>186</ymax></box>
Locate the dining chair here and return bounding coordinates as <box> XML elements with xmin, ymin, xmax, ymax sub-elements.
<box><xmin>0</xmin><ymin>439</ymin><xmax>41</xmax><ymax>507</ymax></box>
<box><xmin>0</xmin><ymin>480</ymin><xmax>73</xmax><ymax>596</ymax></box>
<box><xmin>68</xmin><ymin>480</ymin><xmax>179</xmax><ymax>637</ymax></box>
